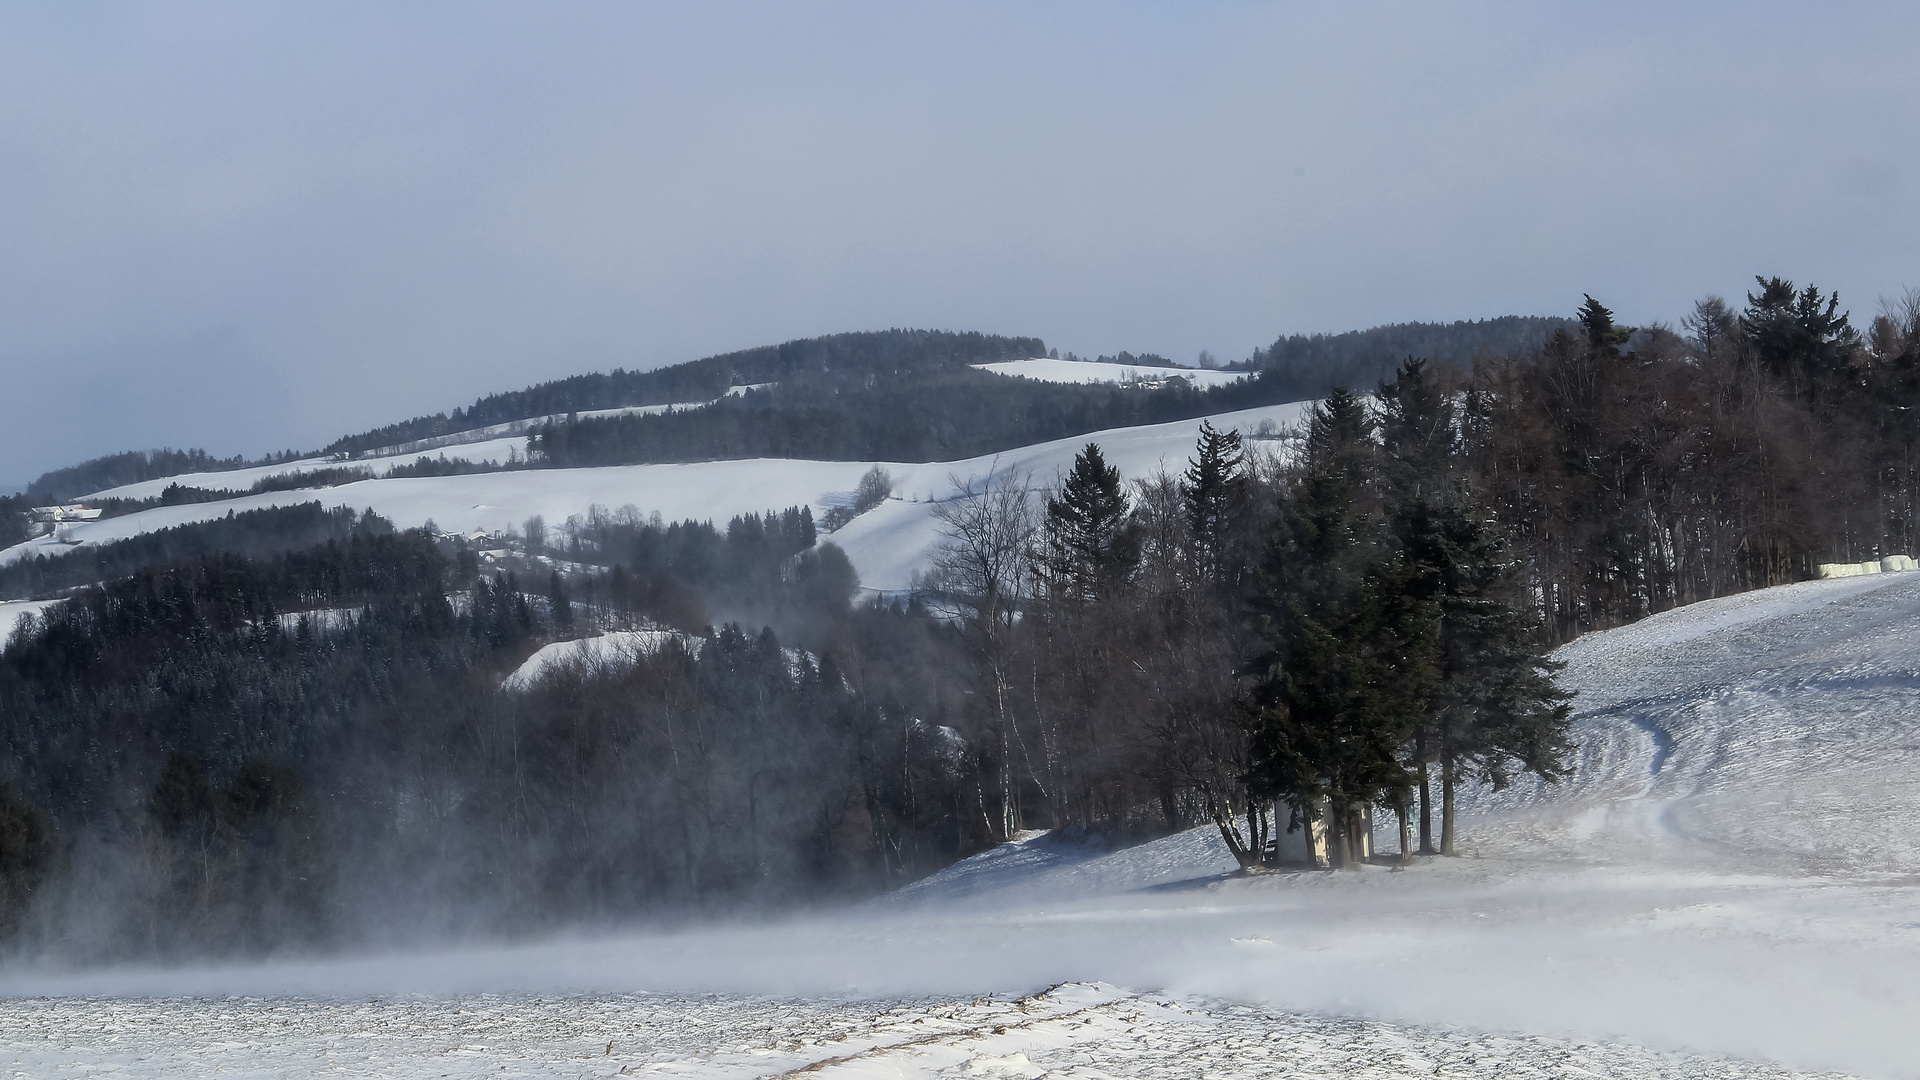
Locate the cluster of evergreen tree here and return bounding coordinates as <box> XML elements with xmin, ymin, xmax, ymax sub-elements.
<box><xmin>1251</xmin><ymin>316</ymin><xmax>1571</xmax><ymax>403</ymax></box>
<box><xmin>321</xmin><ymin>330</ymin><xmax>1046</xmax><ymax>457</ymax></box>
<box><xmin>23</xmin><ymin>448</ymin><xmax>307</xmax><ymax>504</ymax></box>
<box><xmin>528</xmin><ymin>366</ymin><xmax>1293</xmax><ymax>468</ymax></box>
<box><xmin>0</xmin><ymin>504</ymin><xmax>362</xmax><ymax>603</ymax></box>
<box><xmin>916</xmin><ymin>391</ymin><xmax>1568</xmax><ymax>869</ymax></box>
<box><xmin>0</xmin><ymin>496</ymin><xmax>29</xmax><ymax>547</ymax></box>
<box><xmin>0</xmin><ymin>502</ymin><xmax>990</xmax><ymax>958</ymax></box>
<box><xmin>1243</xmin><ymin>374</ymin><xmax>1571</xmax><ymax>866</ymax></box>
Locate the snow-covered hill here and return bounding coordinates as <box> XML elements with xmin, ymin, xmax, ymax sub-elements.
<box><xmin>499</xmin><ymin>628</ymin><xmax>690</xmax><ymax>690</ymax></box>
<box><xmin>973</xmin><ymin>356</ymin><xmax>1249</xmax><ymax>388</ymax></box>
<box><xmin>2</xmin><ymin>402</ymin><xmax>1311</xmax><ymax>594</ymax></box>
<box><xmin>7</xmin><ymin>572</ymin><xmax>1919</xmax><ymax>1078</ymax></box>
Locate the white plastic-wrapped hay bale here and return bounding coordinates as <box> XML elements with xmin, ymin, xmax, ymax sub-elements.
<box><xmin>1820</xmin><ymin>555</ymin><xmax>1916</xmax><ymax>578</ymax></box>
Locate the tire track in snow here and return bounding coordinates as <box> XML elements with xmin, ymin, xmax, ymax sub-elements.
<box><xmin>760</xmin><ymin>982</ymin><xmax>1144</xmax><ymax>1077</ymax></box>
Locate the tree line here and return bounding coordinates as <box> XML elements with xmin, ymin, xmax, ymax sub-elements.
<box><xmin>320</xmin><ymin>329</ymin><xmax>1047</xmax><ymax>457</ymax></box>
<box><xmin>905</xmin><ymin>278</ymin><xmax>1920</xmax><ymax>867</ymax></box>
<box><xmin>915</xmin><ymin>386</ymin><xmax>1568</xmax><ymax>870</ymax></box>
<box><xmin>1465</xmin><ymin>283</ymin><xmax>1919</xmax><ymax>637</ymax></box>
<box><xmin>0</xmin><ymin>503</ymin><xmax>991</xmax><ymax>958</ymax></box>
<box><xmin>0</xmin><ymin>503</ymin><xmax>363</xmax><ymax>602</ymax></box>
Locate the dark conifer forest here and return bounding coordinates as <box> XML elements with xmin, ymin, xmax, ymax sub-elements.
<box><xmin>3</xmin><ymin>281</ymin><xmax>1919</xmax><ymax>959</ymax></box>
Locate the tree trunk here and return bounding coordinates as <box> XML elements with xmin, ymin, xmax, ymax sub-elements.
<box><xmin>1440</xmin><ymin>746</ymin><xmax>1458</xmax><ymax>857</ymax></box>
<box><xmin>1417</xmin><ymin>746</ymin><xmax>1435</xmax><ymax>855</ymax></box>
<box><xmin>1328</xmin><ymin>805</ymin><xmax>1352</xmax><ymax>869</ymax></box>
<box><xmin>1397</xmin><ymin>801</ymin><xmax>1411</xmax><ymax>866</ymax></box>
<box><xmin>1207</xmin><ymin>792</ymin><xmax>1261</xmax><ymax>871</ymax></box>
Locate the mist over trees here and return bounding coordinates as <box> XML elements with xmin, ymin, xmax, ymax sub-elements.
<box><xmin>0</xmin><ymin>508</ymin><xmax>955</xmax><ymax>958</ymax></box>
<box><xmin>0</xmin><ymin>503</ymin><xmax>363</xmax><ymax>600</ymax></box>
<box><xmin>3</xmin><ymin>280</ymin><xmax>1917</xmax><ymax>961</ymax></box>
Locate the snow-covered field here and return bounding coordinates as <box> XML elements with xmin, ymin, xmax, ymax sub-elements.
<box><xmin>76</xmin><ymin>406</ymin><xmax>717</xmax><ymax>503</ymax></box>
<box><xmin>6</xmin><ymin>572</ymin><xmax>1919</xmax><ymax>1078</ymax></box>
<box><xmin>2</xmin><ymin>402</ymin><xmax>1311</xmax><ymax>594</ymax></box>
<box><xmin>973</xmin><ymin>357</ymin><xmax>1250</xmax><ymax>389</ymax></box>
<box><xmin>0</xmin><ymin>598</ymin><xmax>61</xmax><ymax>644</ymax></box>
<box><xmin>500</xmin><ymin>629</ymin><xmax>687</xmax><ymax>690</ymax></box>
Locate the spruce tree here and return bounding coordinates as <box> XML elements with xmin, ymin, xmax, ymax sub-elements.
<box><xmin>1378</xmin><ymin>357</ymin><xmax>1574</xmax><ymax>855</ymax></box>
<box><xmin>1044</xmin><ymin>443</ymin><xmax>1135</xmax><ymax>602</ymax></box>
<box><xmin>1376</xmin><ymin>356</ymin><xmax>1455</xmax><ymax>853</ymax></box>
<box><xmin>1245</xmin><ymin>393</ymin><xmax>1433</xmax><ymax>868</ymax></box>
<box><xmin>1399</xmin><ymin>498</ymin><xmax>1573</xmax><ymax>855</ymax></box>
<box><xmin>548</xmin><ymin>570</ymin><xmax>573</xmax><ymax>634</ymax></box>
<box><xmin>1182</xmin><ymin>421</ymin><xmax>1248</xmax><ymax>589</ymax></box>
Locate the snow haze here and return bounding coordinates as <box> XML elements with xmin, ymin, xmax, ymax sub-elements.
<box><xmin>6</xmin><ymin>571</ymin><xmax>1920</xmax><ymax>1078</ymax></box>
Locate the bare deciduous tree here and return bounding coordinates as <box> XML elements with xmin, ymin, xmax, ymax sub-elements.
<box><xmin>921</xmin><ymin>466</ymin><xmax>1041</xmax><ymax>840</ymax></box>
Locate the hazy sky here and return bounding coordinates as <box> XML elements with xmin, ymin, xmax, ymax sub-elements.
<box><xmin>3</xmin><ymin>2</ymin><xmax>1917</xmax><ymax>492</ymax></box>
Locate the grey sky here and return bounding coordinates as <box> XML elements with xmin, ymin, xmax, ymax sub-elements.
<box><xmin>3</xmin><ymin>1</ymin><xmax>1916</xmax><ymax>493</ymax></box>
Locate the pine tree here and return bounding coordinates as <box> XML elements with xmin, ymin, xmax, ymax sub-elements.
<box><xmin>1376</xmin><ymin>357</ymin><xmax>1456</xmax><ymax>854</ymax></box>
<box><xmin>1245</xmin><ymin>394</ymin><xmax>1433</xmax><ymax>868</ymax></box>
<box><xmin>1376</xmin><ymin>357</ymin><xmax>1455</xmax><ymax>502</ymax></box>
<box><xmin>1044</xmin><ymin>443</ymin><xmax>1135</xmax><ymax>603</ymax></box>
<box><xmin>1181</xmin><ymin>420</ymin><xmax>1248</xmax><ymax>589</ymax></box>
<box><xmin>549</xmin><ymin>570</ymin><xmax>573</xmax><ymax>633</ymax></box>
<box><xmin>1400</xmin><ymin>499</ymin><xmax>1573</xmax><ymax>855</ymax></box>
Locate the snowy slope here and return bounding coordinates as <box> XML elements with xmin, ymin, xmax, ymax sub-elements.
<box><xmin>2</xmin><ymin>402</ymin><xmax>1312</xmax><ymax>593</ymax></box>
<box><xmin>0</xmin><ymin>598</ymin><xmax>62</xmax><ymax>645</ymax></box>
<box><xmin>0</xmin><ymin>982</ymin><xmax>1844</xmax><ymax>1080</ymax></box>
<box><xmin>500</xmin><ymin>629</ymin><xmax>686</xmax><ymax>690</ymax></box>
<box><xmin>974</xmin><ymin>356</ymin><xmax>1249</xmax><ymax>388</ymax></box>
<box><xmin>10</xmin><ymin>573</ymin><xmax>1920</xmax><ymax>1079</ymax></box>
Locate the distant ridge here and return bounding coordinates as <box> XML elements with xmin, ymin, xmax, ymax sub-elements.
<box><xmin>19</xmin><ymin>318</ymin><xmax>1567</xmax><ymax>502</ymax></box>
<box><xmin>321</xmin><ymin>329</ymin><xmax>1045</xmax><ymax>458</ymax></box>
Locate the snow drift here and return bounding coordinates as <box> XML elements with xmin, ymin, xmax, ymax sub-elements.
<box><xmin>9</xmin><ymin>571</ymin><xmax>1920</xmax><ymax>1078</ymax></box>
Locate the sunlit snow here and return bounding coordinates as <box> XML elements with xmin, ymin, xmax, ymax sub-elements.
<box><xmin>5</xmin><ymin>572</ymin><xmax>1918</xmax><ymax>1078</ymax></box>
<box><xmin>1</xmin><ymin>402</ymin><xmax>1312</xmax><ymax>594</ymax></box>
<box><xmin>973</xmin><ymin>357</ymin><xmax>1250</xmax><ymax>389</ymax></box>
<box><xmin>500</xmin><ymin>629</ymin><xmax>687</xmax><ymax>691</ymax></box>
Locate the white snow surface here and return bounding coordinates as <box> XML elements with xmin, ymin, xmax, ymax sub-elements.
<box><xmin>1</xmin><ymin>402</ymin><xmax>1312</xmax><ymax>593</ymax></box>
<box><xmin>0</xmin><ymin>598</ymin><xmax>62</xmax><ymax>645</ymax></box>
<box><xmin>80</xmin><ymin>404</ymin><xmax>722</xmax><ymax>503</ymax></box>
<box><xmin>974</xmin><ymin>357</ymin><xmax>1250</xmax><ymax>388</ymax></box>
<box><xmin>500</xmin><ymin>629</ymin><xmax>687</xmax><ymax>691</ymax></box>
<box><xmin>6</xmin><ymin>572</ymin><xmax>1920</xmax><ymax>1078</ymax></box>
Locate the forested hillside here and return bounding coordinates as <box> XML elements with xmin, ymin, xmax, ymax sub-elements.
<box><xmin>19</xmin><ymin>321</ymin><xmax>1560</xmax><ymax>501</ymax></box>
<box><xmin>321</xmin><ymin>329</ymin><xmax>1046</xmax><ymax>456</ymax></box>
<box><xmin>4</xmin><ymin>278</ymin><xmax>1914</xmax><ymax>960</ymax></box>
<box><xmin>1252</xmin><ymin>316</ymin><xmax>1570</xmax><ymax>402</ymax></box>
<box><xmin>528</xmin><ymin>366</ymin><xmax>1283</xmax><ymax>467</ymax></box>
<box><xmin>0</xmin><ymin>504</ymin><xmax>362</xmax><ymax>600</ymax></box>
<box><xmin>25</xmin><ymin>450</ymin><xmax>295</xmax><ymax>504</ymax></box>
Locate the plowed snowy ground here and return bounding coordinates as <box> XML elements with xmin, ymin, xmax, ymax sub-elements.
<box><xmin>0</xmin><ymin>982</ymin><xmax>1856</xmax><ymax>1079</ymax></box>
<box><xmin>6</xmin><ymin>571</ymin><xmax>1920</xmax><ymax>1079</ymax></box>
